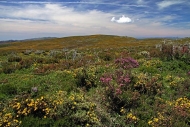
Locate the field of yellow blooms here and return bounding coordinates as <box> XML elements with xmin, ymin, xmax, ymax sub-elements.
<box><xmin>0</xmin><ymin>35</ymin><xmax>190</xmax><ymax>126</ymax></box>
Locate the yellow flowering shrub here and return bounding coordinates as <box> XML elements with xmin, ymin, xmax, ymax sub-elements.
<box><xmin>3</xmin><ymin>91</ymin><xmax>100</xmax><ymax>126</ymax></box>
<box><xmin>126</xmin><ymin>113</ymin><xmax>139</xmax><ymax>123</ymax></box>
<box><xmin>148</xmin><ymin>97</ymin><xmax>190</xmax><ymax>127</ymax></box>
<box><xmin>173</xmin><ymin>97</ymin><xmax>190</xmax><ymax>118</ymax></box>
<box><xmin>75</xmin><ymin>66</ymin><xmax>98</xmax><ymax>89</ymax></box>
<box><xmin>142</xmin><ymin>59</ymin><xmax>162</xmax><ymax>68</ymax></box>
<box><xmin>119</xmin><ymin>106</ymin><xmax>139</xmax><ymax>125</ymax></box>
<box><xmin>62</xmin><ymin>70</ymin><xmax>76</xmax><ymax>78</ymax></box>
<box><xmin>165</xmin><ymin>75</ymin><xmax>185</xmax><ymax>87</ymax></box>
<box><xmin>133</xmin><ymin>72</ymin><xmax>162</xmax><ymax>94</ymax></box>
<box><xmin>134</xmin><ymin>72</ymin><xmax>149</xmax><ymax>88</ymax></box>
<box><xmin>148</xmin><ymin>112</ymin><xmax>170</xmax><ymax>127</ymax></box>
<box><xmin>11</xmin><ymin>96</ymin><xmax>53</xmax><ymax>118</ymax></box>
<box><xmin>65</xmin><ymin>92</ymin><xmax>100</xmax><ymax>126</ymax></box>
<box><xmin>0</xmin><ymin>112</ymin><xmax>21</xmax><ymax>127</ymax></box>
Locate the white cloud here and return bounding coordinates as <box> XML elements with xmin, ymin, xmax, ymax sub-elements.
<box><xmin>0</xmin><ymin>4</ymin><xmax>115</xmax><ymax>35</ymax></box>
<box><xmin>111</xmin><ymin>17</ymin><xmax>115</xmax><ymax>22</ymax></box>
<box><xmin>0</xmin><ymin>3</ymin><xmax>189</xmax><ymax>40</ymax></box>
<box><xmin>111</xmin><ymin>15</ymin><xmax>132</xmax><ymax>23</ymax></box>
<box><xmin>157</xmin><ymin>1</ymin><xmax>184</xmax><ymax>9</ymax></box>
<box><xmin>137</xmin><ymin>0</ymin><xmax>144</xmax><ymax>4</ymax></box>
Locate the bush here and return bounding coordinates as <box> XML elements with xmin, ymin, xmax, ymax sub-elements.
<box><xmin>0</xmin><ymin>91</ymin><xmax>101</xmax><ymax>126</ymax></box>
<box><xmin>8</xmin><ymin>55</ymin><xmax>22</xmax><ymax>62</ymax></box>
<box><xmin>1</xmin><ymin>62</ymin><xmax>21</xmax><ymax>74</ymax></box>
<box><xmin>33</xmin><ymin>64</ymin><xmax>57</xmax><ymax>75</ymax></box>
<box><xmin>115</xmin><ymin>57</ymin><xmax>139</xmax><ymax>70</ymax></box>
<box><xmin>133</xmin><ymin>73</ymin><xmax>162</xmax><ymax>95</ymax></box>
<box><xmin>99</xmin><ymin>52</ymin><xmax>113</xmax><ymax>61</ymax></box>
<box><xmin>19</xmin><ymin>58</ymin><xmax>34</xmax><ymax>69</ymax></box>
<box><xmin>100</xmin><ymin>57</ymin><xmax>139</xmax><ymax>111</ymax></box>
<box><xmin>75</xmin><ymin>66</ymin><xmax>98</xmax><ymax>90</ymax></box>
<box><xmin>23</xmin><ymin>50</ymin><xmax>33</xmax><ymax>55</ymax></box>
<box><xmin>19</xmin><ymin>116</ymin><xmax>53</xmax><ymax>127</ymax></box>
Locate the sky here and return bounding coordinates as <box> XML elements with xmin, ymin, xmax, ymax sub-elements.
<box><xmin>0</xmin><ymin>0</ymin><xmax>190</xmax><ymax>40</ymax></box>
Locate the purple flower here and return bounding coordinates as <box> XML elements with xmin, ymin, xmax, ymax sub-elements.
<box><xmin>115</xmin><ymin>88</ymin><xmax>122</xmax><ymax>95</ymax></box>
<box><xmin>116</xmin><ymin>74</ymin><xmax>131</xmax><ymax>85</ymax></box>
<box><xmin>119</xmin><ymin>84</ymin><xmax>124</xmax><ymax>87</ymax></box>
<box><xmin>100</xmin><ymin>76</ymin><xmax>112</xmax><ymax>84</ymax></box>
<box><xmin>188</xmin><ymin>71</ymin><xmax>190</xmax><ymax>75</ymax></box>
<box><xmin>115</xmin><ymin>57</ymin><xmax>139</xmax><ymax>69</ymax></box>
<box><xmin>31</xmin><ymin>87</ymin><xmax>38</xmax><ymax>93</ymax></box>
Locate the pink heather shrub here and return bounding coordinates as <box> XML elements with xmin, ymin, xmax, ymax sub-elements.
<box><xmin>100</xmin><ymin>71</ymin><xmax>131</xmax><ymax>96</ymax></box>
<box><xmin>115</xmin><ymin>57</ymin><xmax>139</xmax><ymax>69</ymax></box>
<box><xmin>100</xmin><ymin>74</ymin><xmax>112</xmax><ymax>85</ymax></box>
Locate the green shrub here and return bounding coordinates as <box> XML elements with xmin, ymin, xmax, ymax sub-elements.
<box><xmin>0</xmin><ymin>93</ymin><xmax>7</xmax><ymax>101</ymax></box>
<box><xmin>19</xmin><ymin>58</ymin><xmax>34</xmax><ymax>69</ymax></box>
<box><xmin>1</xmin><ymin>62</ymin><xmax>19</xmax><ymax>74</ymax></box>
<box><xmin>99</xmin><ymin>52</ymin><xmax>114</xmax><ymax>61</ymax></box>
<box><xmin>75</xmin><ymin>66</ymin><xmax>98</xmax><ymax>90</ymax></box>
<box><xmin>8</xmin><ymin>55</ymin><xmax>22</xmax><ymax>62</ymax></box>
<box><xmin>19</xmin><ymin>116</ymin><xmax>53</xmax><ymax>127</ymax></box>
<box><xmin>0</xmin><ymin>84</ymin><xmax>17</xmax><ymax>96</ymax></box>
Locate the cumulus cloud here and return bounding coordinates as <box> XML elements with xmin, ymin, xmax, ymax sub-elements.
<box><xmin>111</xmin><ymin>15</ymin><xmax>132</xmax><ymax>23</ymax></box>
<box><xmin>157</xmin><ymin>1</ymin><xmax>184</xmax><ymax>9</ymax></box>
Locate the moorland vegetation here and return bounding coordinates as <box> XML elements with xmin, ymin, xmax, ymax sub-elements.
<box><xmin>0</xmin><ymin>35</ymin><xmax>190</xmax><ymax>127</ymax></box>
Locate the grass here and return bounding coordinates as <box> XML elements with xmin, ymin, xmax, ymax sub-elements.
<box><xmin>0</xmin><ymin>35</ymin><xmax>190</xmax><ymax>127</ymax></box>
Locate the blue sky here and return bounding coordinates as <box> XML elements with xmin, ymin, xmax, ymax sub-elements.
<box><xmin>0</xmin><ymin>0</ymin><xmax>190</xmax><ymax>40</ymax></box>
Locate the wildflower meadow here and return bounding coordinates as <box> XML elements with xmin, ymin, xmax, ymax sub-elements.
<box><xmin>0</xmin><ymin>35</ymin><xmax>190</xmax><ymax>126</ymax></box>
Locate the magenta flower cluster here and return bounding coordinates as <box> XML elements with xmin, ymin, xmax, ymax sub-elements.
<box><xmin>100</xmin><ymin>57</ymin><xmax>138</xmax><ymax>96</ymax></box>
<box><xmin>100</xmin><ymin>72</ymin><xmax>131</xmax><ymax>95</ymax></box>
<box><xmin>115</xmin><ymin>57</ymin><xmax>139</xmax><ymax>69</ymax></box>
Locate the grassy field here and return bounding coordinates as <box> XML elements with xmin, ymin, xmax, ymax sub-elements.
<box><xmin>0</xmin><ymin>35</ymin><xmax>190</xmax><ymax>127</ymax></box>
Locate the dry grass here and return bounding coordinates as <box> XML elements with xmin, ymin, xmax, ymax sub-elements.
<box><xmin>0</xmin><ymin>35</ymin><xmax>189</xmax><ymax>53</ymax></box>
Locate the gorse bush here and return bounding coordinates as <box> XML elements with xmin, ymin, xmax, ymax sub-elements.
<box><xmin>75</xmin><ymin>66</ymin><xmax>98</xmax><ymax>90</ymax></box>
<box><xmin>148</xmin><ymin>97</ymin><xmax>190</xmax><ymax>127</ymax></box>
<box><xmin>133</xmin><ymin>73</ymin><xmax>162</xmax><ymax>95</ymax></box>
<box><xmin>0</xmin><ymin>91</ymin><xmax>101</xmax><ymax>127</ymax></box>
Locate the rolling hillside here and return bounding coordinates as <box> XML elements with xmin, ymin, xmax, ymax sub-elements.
<box><xmin>0</xmin><ymin>35</ymin><xmax>190</xmax><ymax>127</ymax></box>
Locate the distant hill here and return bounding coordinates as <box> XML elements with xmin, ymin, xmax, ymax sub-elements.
<box><xmin>23</xmin><ymin>37</ymin><xmax>57</xmax><ymax>41</ymax></box>
<box><xmin>0</xmin><ymin>40</ymin><xmax>18</xmax><ymax>44</ymax></box>
<box><xmin>0</xmin><ymin>34</ymin><xmax>189</xmax><ymax>52</ymax></box>
<box><xmin>0</xmin><ymin>37</ymin><xmax>56</xmax><ymax>43</ymax></box>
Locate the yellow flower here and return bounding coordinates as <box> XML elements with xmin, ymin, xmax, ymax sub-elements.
<box><xmin>120</xmin><ymin>107</ymin><xmax>126</xmax><ymax>114</ymax></box>
<box><xmin>148</xmin><ymin>120</ymin><xmax>153</xmax><ymax>125</ymax></box>
<box><xmin>153</xmin><ymin>118</ymin><xmax>159</xmax><ymax>122</ymax></box>
<box><xmin>86</xmin><ymin>123</ymin><xmax>90</xmax><ymax>127</ymax></box>
<box><xmin>69</xmin><ymin>96</ymin><xmax>75</xmax><ymax>101</ymax></box>
<box><xmin>34</xmin><ymin>106</ymin><xmax>38</xmax><ymax>111</ymax></box>
<box><xmin>132</xmin><ymin>116</ymin><xmax>137</xmax><ymax>120</ymax></box>
<box><xmin>13</xmin><ymin>119</ymin><xmax>19</xmax><ymax>123</ymax></box>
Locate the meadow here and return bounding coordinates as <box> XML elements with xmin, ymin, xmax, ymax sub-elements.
<box><xmin>0</xmin><ymin>35</ymin><xmax>190</xmax><ymax>127</ymax></box>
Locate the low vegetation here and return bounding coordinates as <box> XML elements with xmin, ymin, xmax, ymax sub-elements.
<box><xmin>0</xmin><ymin>35</ymin><xmax>190</xmax><ymax>126</ymax></box>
